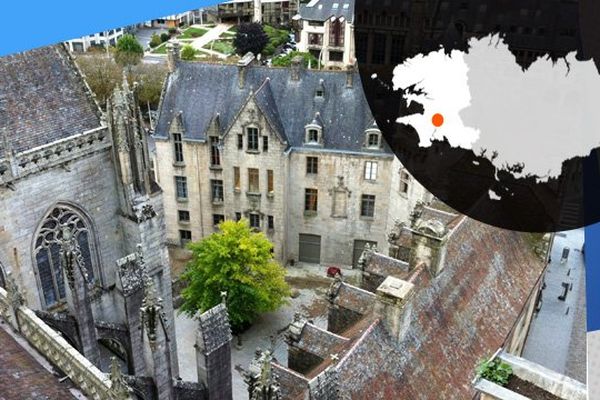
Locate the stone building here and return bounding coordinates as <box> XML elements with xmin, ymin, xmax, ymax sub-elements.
<box><xmin>152</xmin><ymin>47</ymin><xmax>429</xmax><ymax>268</ymax></box>
<box><xmin>217</xmin><ymin>0</ymin><xmax>299</xmax><ymax>25</ymax></box>
<box><xmin>241</xmin><ymin>203</ymin><xmax>552</xmax><ymax>399</ymax></box>
<box><xmin>0</xmin><ymin>44</ymin><xmax>234</xmax><ymax>400</ymax></box>
<box><xmin>295</xmin><ymin>0</ymin><xmax>356</xmax><ymax>68</ymax></box>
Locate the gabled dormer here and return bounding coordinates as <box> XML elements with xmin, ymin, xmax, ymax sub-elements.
<box><xmin>364</xmin><ymin>120</ymin><xmax>382</xmax><ymax>150</ymax></box>
<box><xmin>305</xmin><ymin>112</ymin><xmax>324</xmax><ymax>146</ymax></box>
<box><xmin>169</xmin><ymin>112</ymin><xmax>185</xmax><ymax>165</ymax></box>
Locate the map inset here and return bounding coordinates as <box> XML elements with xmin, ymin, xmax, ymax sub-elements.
<box><xmin>355</xmin><ymin>0</ymin><xmax>600</xmax><ymax>232</ymax></box>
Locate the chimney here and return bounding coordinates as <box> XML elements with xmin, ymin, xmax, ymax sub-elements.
<box><xmin>237</xmin><ymin>52</ymin><xmax>255</xmax><ymax>89</ymax></box>
<box><xmin>346</xmin><ymin>62</ymin><xmax>356</xmax><ymax>88</ymax></box>
<box><xmin>167</xmin><ymin>42</ymin><xmax>180</xmax><ymax>73</ymax></box>
<box><xmin>290</xmin><ymin>55</ymin><xmax>304</xmax><ymax>81</ymax></box>
<box><xmin>408</xmin><ymin>211</ymin><xmax>451</xmax><ymax>276</ymax></box>
<box><xmin>374</xmin><ymin>276</ymin><xmax>415</xmax><ymax>340</ymax></box>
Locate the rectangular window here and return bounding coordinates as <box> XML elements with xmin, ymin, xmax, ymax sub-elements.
<box><xmin>235</xmin><ymin>212</ymin><xmax>242</xmax><ymax>221</ymax></box>
<box><xmin>249</xmin><ymin>213</ymin><xmax>260</xmax><ymax>229</ymax></box>
<box><xmin>175</xmin><ymin>176</ymin><xmax>188</xmax><ymax>199</ymax></box>
<box><xmin>213</xmin><ymin>214</ymin><xmax>225</xmax><ymax>227</ymax></box>
<box><xmin>173</xmin><ymin>133</ymin><xmax>184</xmax><ymax>163</ymax></box>
<box><xmin>364</xmin><ymin>161</ymin><xmax>378</xmax><ymax>181</ymax></box>
<box><xmin>267</xmin><ymin>170</ymin><xmax>274</xmax><ymax>193</ymax></box>
<box><xmin>361</xmin><ymin>194</ymin><xmax>376</xmax><ymax>217</ymax></box>
<box><xmin>178</xmin><ymin>210</ymin><xmax>190</xmax><ymax>222</ymax></box>
<box><xmin>248</xmin><ymin>168</ymin><xmax>259</xmax><ymax>192</ymax></box>
<box><xmin>210</xmin><ymin>136</ymin><xmax>221</xmax><ymax>166</ymax></box>
<box><xmin>211</xmin><ymin>179</ymin><xmax>224</xmax><ymax>202</ymax></box>
<box><xmin>307</xmin><ymin>129</ymin><xmax>319</xmax><ymax>143</ymax></box>
<box><xmin>305</xmin><ymin>188</ymin><xmax>318</xmax><ymax>212</ymax></box>
<box><xmin>306</xmin><ymin>157</ymin><xmax>318</xmax><ymax>174</ymax></box>
<box><xmin>179</xmin><ymin>230</ymin><xmax>192</xmax><ymax>246</ymax></box>
<box><xmin>329</xmin><ymin>20</ymin><xmax>345</xmax><ymax>47</ymax></box>
<box><xmin>237</xmin><ymin>134</ymin><xmax>244</xmax><ymax>150</ymax></box>
<box><xmin>268</xmin><ymin>215</ymin><xmax>274</xmax><ymax>230</ymax></box>
<box><xmin>247</xmin><ymin>127</ymin><xmax>259</xmax><ymax>151</ymax></box>
<box><xmin>372</xmin><ymin>33</ymin><xmax>386</xmax><ymax>64</ymax></box>
<box><xmin>234</xmin><ymin>167</ymin><xmax>241</xmax><ymax>191</ymax></box>
<box><xmin>367</xmin><ymin>133</ymin><xmax>380</xmax><ymax>147</ymax></box>
<box><xmin>400</xmin><ymin>170</ymin><xmax>411</xmax><ymax>194</ymax></box>
<box><xmin>329</xmin><ymin>51</ymin><xmax>344</xmax><ymax>62</ymax></box>
<box><xmin>263</xmin><ymin>136</ymin><xmax>269</xmax><ymax>152</ymax></box>
<box><xmin>309</xmin><ymin>33</ymin><xmax>323</xmax><ymax>45</ymax></box>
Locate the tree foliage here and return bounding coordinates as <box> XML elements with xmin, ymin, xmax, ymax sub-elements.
<box><xmin>233</xmin><ymin>23</ymin><xmax>269</xmax><ymax>56</ymax></box>
<box><xmin>272</xmin><ymin>51</ymin><xmax>318</xmax><ymax>68</ymax></box>
<box><xmin>114</xmin><ymin>34</ymin><xmax>144</xmax><ymax>67</ymax></box>
<box><xmin>180</xmin><ymin>44</ymin><xmax>197</xmax><ymax>61</ymax></box>
<box><xmin>149</xmin><ymin>33</ymin><xmax>162</xmax><ymax>48</ymax></box>
<box><xmin>180</xmin><ymin>219</ymin><xmax>291</xmax><ymax>332</ymax></box>
<box><xmin>75</xmin><ymin>53</ymin><xmax>167</xmax><ymax>109</ymax></box>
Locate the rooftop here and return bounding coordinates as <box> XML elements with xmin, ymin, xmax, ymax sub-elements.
<box><xmin>154</xmin><ymin>61</ymin><xmax>390</xmax><ymax>155</ymax></box>
<box><xmin>0</xmin><ymin>45</ymin><xmax>102</xmax><ymax>155</ymax></box>
<box><xmin>299</xmin><ymin>0</ymin><xmax>355</xmax><ymax>23</ymax></box>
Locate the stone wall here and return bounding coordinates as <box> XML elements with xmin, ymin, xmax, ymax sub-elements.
<box><xmin>0</xmin><ymin>145</ymin><xmax>122</xmax><ymax>309</ymax></box>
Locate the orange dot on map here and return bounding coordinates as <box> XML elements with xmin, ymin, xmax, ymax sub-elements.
<box><xmin>432</xmin><ymin>113</ymin><xmax>444</xmax><ymax>127</ymax></box>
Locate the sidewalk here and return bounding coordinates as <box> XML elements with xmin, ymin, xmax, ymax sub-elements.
<box><xmin>521</xmin><ymin>229</ymin><xmax>586</xmax><ymax>382</ymax></box>
<box><xmin>189</xmin><ymin>23</ymin><xmax>233</xmax><ymax>57</ymax></box>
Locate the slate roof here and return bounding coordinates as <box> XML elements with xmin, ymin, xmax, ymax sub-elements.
<box><xmin>363</xmin><ymin>251</ymin><xmax>410</xmax><ymax>278</ymax></box>
<box><xmin>155</xmin><ymin>62</ymin><xmax>390</xmax><ymax>155</ymax></box>
<box><xmin>0</xmin><ymin>45</ymin><xmax>102</xmax><ymax>155</ymax></box>
<box><xmin>346</xmin><ymin>219</ymin><xmax>545</xmax><ymax>399</ymax></box>
<box><xmin>282</xmin><ymin>214</ymin><xmax>546</xmax><ymax>399</ymax></box>
<box><xmin>299</xmin><ymin>0</ymin><xmax>355</xmax><ymax>23</ymax></box>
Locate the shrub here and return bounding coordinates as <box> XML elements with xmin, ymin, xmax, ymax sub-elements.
<box><xmin>149</xmin><ymin>34</ymin><xmax>162</xmax><ymax>48</ymax></box>
<box><xmin>168</xmin><ymin>27</ymin><xmax>177</xmax><ymax>35</ymax></box>
<box><xmin>160</xmin><ymin>32</ymin><xmax>170</xmax><ymax>43</ymax></box>
<box><xmin>477</xmin><ymin>358</ymin><xmax>513</xmax><ymax>386</ymax></box>
<box><xmin>272</xmin><ymin>51</ymin><xmax>318</xmax><ymax>68</ymax></box>
<box><xmin>180</xmin><ymin>44</ymin><xmax>197</xmax><ymax>61</ymax></box>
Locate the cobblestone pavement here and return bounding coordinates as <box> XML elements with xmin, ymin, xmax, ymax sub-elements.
<box><xmin>522</xmin><ymin>229</ymin><xmax>586</xmax><ymax>382</ymax></box>
<box><xmin>0</xmin><ymin>321</ymin><xmax>78</xmax><ymax>399</ymax></box>
<box><xmin>174</xmin><ymin>263</ymin><xmax>357</xmax><ymax>399</ymax></box>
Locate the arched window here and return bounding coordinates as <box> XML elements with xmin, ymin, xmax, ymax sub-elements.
<box><xmin>34</xmin><ymin>205</ymin><xmax>99</xmax><ymax>308</ymax></box>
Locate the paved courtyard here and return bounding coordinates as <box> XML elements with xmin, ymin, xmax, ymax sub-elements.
<box><xmin>522</xmin><ymin>228</ymin><xmax>586</xmax><ymax>382</ymax></box>
<box><xmin>174</xmin><ymin>263</ymin><xmax>360</xmax><ymax>399</ymax></box>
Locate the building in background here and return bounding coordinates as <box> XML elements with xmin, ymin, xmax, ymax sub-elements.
<box><xmin>65</xmin><ymin>27</ymin><xmax>125</xmax><ymax>52</ymax></box>
<box><xmin>152</xmin><ymin>49</ymin><xmax>430</xmax><ymax>268</ymax></box>
<box><xmin>295</xmin><ymin>0</ymin><xmax>355</xmax><ymax>68</ymax></box>
<box><xmin>217</xmin><ymin>0</ymin><xmax>299</xmax><ymax>25</ymax></box>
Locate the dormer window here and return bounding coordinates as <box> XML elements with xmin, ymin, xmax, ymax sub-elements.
<box><xmin>367</xmin><ymin>133</ymin><xmax>380</xmax><ymax>147</ymax></box>
<box><xmin>364</xmin><ymin>123</ymin><xmax>382</xmax><ymax>149</ymax></box>
<box><xmin>316</xmin><ymin>88</ymin><xmax>324</xmax><ymax>98</ymax></box>
<box><xmin>315</xmin><ymin>79</ymin><xmax>325</xmax><ymax>98</ymax></box>
<box><xmin>308</xmin><ymin>129</ymin><xmax>319</xmax><ymax>143</ymax></box>
<box><xmin>305</xmin><ymin>113</ymin><xmax>323</xmax><ymax>145</ymax></box>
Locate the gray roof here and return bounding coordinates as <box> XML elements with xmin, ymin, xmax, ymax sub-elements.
<box><xmin>155</xmin><ymin>62</ymin><xmax>390</xmax><ymax>155</ymax></box>
<box><xmin>299</xmin><ymin>0</ymin><xmax>355</xmax><ymax>23</ymax></box>
<box><xmin>0</xmin><ymin>45</ymin><xmax>102</xmax><ymax>155</ymax></box>
<box><xmin>198</xmin><ymin>303</ymin><xmax>232</xmax><ymax>354</ymax></box>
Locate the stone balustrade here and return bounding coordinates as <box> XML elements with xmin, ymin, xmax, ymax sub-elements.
<box><xmin>0</xmin><ymin>126</ymin><xmax>110</xmax><ymax>185</ymax></box>
<box><xmin>0</xmin><ymin>286</ymin><xmax>133</xmax><ymax>400</ymax></box>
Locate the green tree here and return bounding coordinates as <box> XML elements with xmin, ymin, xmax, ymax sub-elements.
<box><xmin>131</xmin><ymin>63</ymin><xmax>169</xmax><ymax>109</ymax></box>
<box><xmin>272</xmin><ymin>51</ymin><xmax>318</xmax><ymax>68</ymax></box>
<box><xmin>114</xmin><ymin>34</ymin><xmax>144</xmax><ymax>67</ymax></box>
<box><xmin>75</xmin><ymin>54</ymin><xmax>122</xmax><ymax>105</ymax></box>
<box><xmin>233</xmin><ymin>23</ymin><xmax>269</xmax><ymax>56</ymax></box>
<box><xmin>180</xmin><ymin>219</ymin><xmax>291</xmax><ymax>332</ymax></box>
<box><xmin>180</xmin><ymin>44</ymin><xmax>196</xmax><ymax>61</ymax></box>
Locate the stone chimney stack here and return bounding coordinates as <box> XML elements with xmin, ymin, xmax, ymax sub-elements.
<box><xmin>346</xmin><ymin>62</ymin><xmax>356</xmax><ymax>88</ymax></box>
<box><xmin>374</xmin><ymin>276</ymin><xmax>415</xmax><ymax>340</ymax></box>
<box><xmin>409</xmin><ymin>218</ymin><xmax>449</xmax><ymax>276</ymax></box>
<box><xmin>167</xmin><ymin>42</ymin><xmax>180</xmax><ymax>73</ymax></box>
<box><xmin>196</xmin><ymin>303</ymin><xmax>233</xmax><ymax>400</ymax></box>
<box><xmin>290</xmin><ymin>56</ymin><xmax>304</xmax><ymax>81</ymax></box>
<box><xmin>237</xmin><ymin>52</ymin><xmax>255</xmax><ymax>89</ymax></box>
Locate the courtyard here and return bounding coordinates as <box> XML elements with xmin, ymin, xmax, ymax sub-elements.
<box><xmin>173</xmin><ymin>262</ymin><xmax>360</xmax><ymax>399</ymax></box>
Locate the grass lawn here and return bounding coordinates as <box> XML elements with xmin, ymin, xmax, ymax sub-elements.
<box><xmin>204</xmin><ymin>39</ymin><xmax>235</xmax><ymax>55</ymax></box>
<box><xmin>151</xmin><ymin>43</ymin><xmax>168</xmax><ymax>54</ymax></box>
<box><xmin>263</xmin><ymin>25</ymin><xmax>291</xmax><ymax>56</ymax></box>
<box><xmin>178</xmin><ymin>27</ymin><xmax>208</xmax><ymax>39</ymax></box>
<box><xmin>227</xmin><ymin>25</ymin><xmax>238</xmax><ymax>32</ymax></box>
